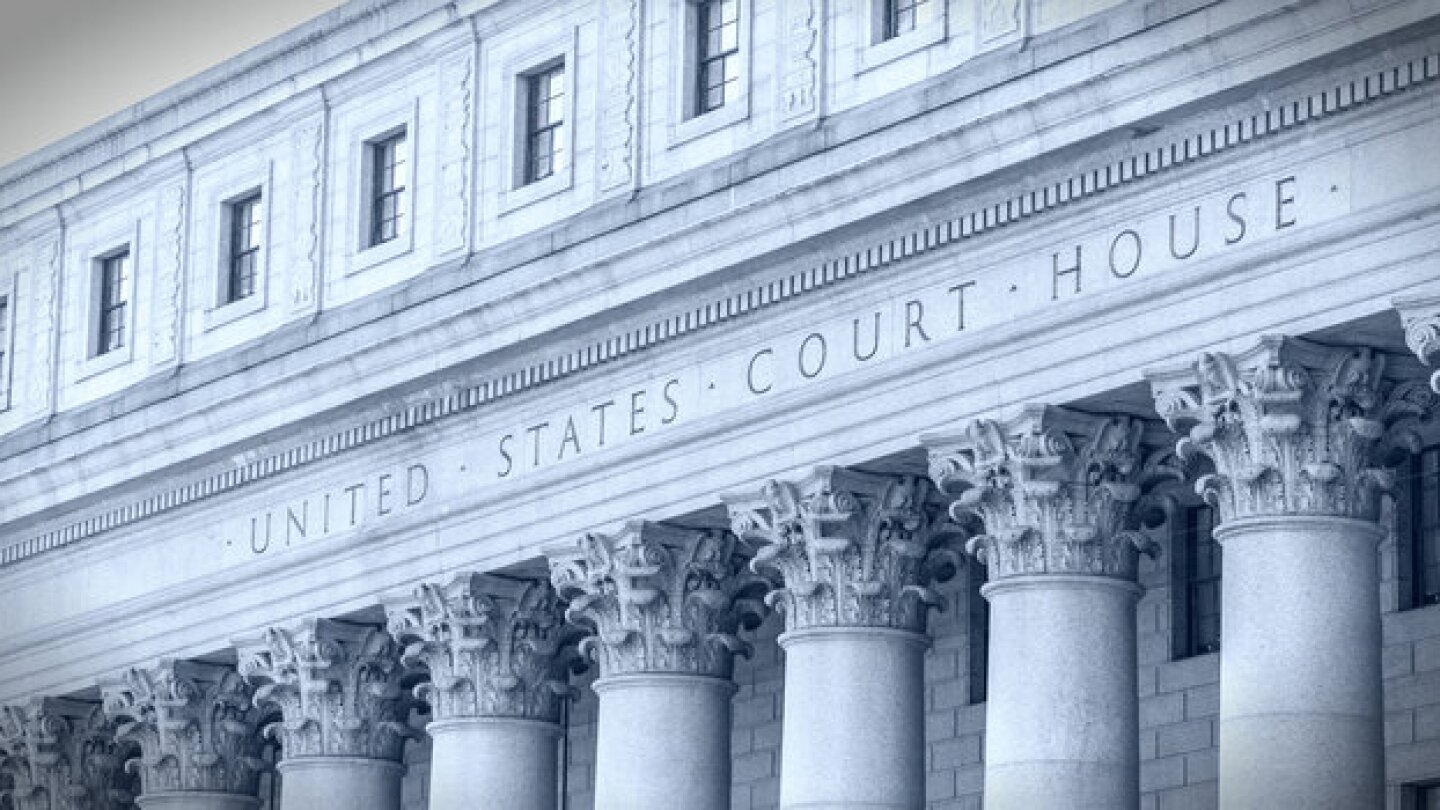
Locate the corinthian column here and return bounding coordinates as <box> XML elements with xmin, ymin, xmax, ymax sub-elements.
<box><xmin>724</xmin><ymin>468</ymin><xmax>960</xmax><ymax>810</ymax></box>
<box><xmin>0</xmin><ymin>697</ymin><xmax>138</xmax><ymax>810</ymax></box>
<box><xmin>235</xmin><ymin>619</ymin><xmax>417</xmax><ymax>810</ymax></box>
<box><xmin>547</xmin><ymin>523</ymin><xmax>765</xmax><ymax>810</ymax></box>
<box><xmin>385</xmin><ymin>574</ymin><xmax>578</xmax><ymax>810</ymax></box>
<box><xmin>1396</xmin><ymin>294</ymin><xmax>1440</xmax><ymax>394</ymax></box>
<box><xmin>1148</xmin><ymin>336</ymin><xmax>1437</xmax><ymax>809</ymax></box>
<box><xmin>100</xmin><ymin>661</ymin><xmax>266</xmax><ymax>809</ymax></box>
<box><xmin>924</xmin><ymin>406</ymin><xmax>1178</xmax><ymax>810</ymax></box>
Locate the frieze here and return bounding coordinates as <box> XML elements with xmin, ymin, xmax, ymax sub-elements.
<box><xmin>4</xmin><ymin>50</ymin><xmax>1437</xmax><ymax>568</ymax></box>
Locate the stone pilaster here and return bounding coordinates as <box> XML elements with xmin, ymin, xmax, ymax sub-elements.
<box><xmin>925</xmin><ymin>404</ymin><xmax>1180</xmax><ymax>581</ymax></box>
<box><xmin>547</xmin><ymin>523</ymin><xmax>766</xmax><ymax>810</ymax></box>
<box><xmin>99</xmin><ymin>661</ymin><xmax>266</xmax><ymax>799</ymax></box>
<box><xmin>1147</xmin><ymin>335</ymin><xmax>1438</xmax><ymax>810</ymax></box>
<box><xmin>923</xmin><ymin>406</ymin><xmax>1175</xmax><ymax>810</ymax></box>
<box><xmin>722</xmin><ymin>466</ymin><xmax>960</xmax><ymax>634</ymax></box>
<box><xmin>0</xmin><ymin>697</ymin><xmax>137</xmax><ymax>810</ymax></box>
<box><xmin>548</xmin><ymin>522</ymin><xmax>767</xmax><ymax>679</ymax></box>
<box><xmin>386</xmin><ymin>575</ymin><xmax>580</xmax><ymax>810</ymax></box>
<box><xmin>1149</xmin><ymin>335</ymin><xmax>1437</xmax><ymax>522</ymax></box>
<box><xmin>723</xmin><ymin>467</ymin><xmax>957</xmax><ymax>810</ymax></box>
<box><xmin>1396</xmin><ymin>294</ymin><xmax>1440</xmax><ymax>394</ymax></box>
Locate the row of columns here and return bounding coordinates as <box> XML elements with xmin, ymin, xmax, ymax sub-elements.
<box><xmin>2</xmin><ymin>328</ymin><xmax>1439</xmax><ymax>810</ymax></box>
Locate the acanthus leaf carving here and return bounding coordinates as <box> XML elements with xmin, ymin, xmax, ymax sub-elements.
<box><xmin>384</xmin><ymin>574</ymin><xmax>581</xmax><ymax>723</ymax></box>
<box><xmin>0</xmin><ymin>697</ymin><xmax>138</xmax><ymax>810</ymax></box>
<box><xmin>1146</xmin><ymin>336</ymin><xmax>1438</xmax><ymax>523</ymax></box>
<box><xmin>235</xmin><ymin>619</ymin><xmax>418</xmax><ymax>762</ymax></box>
<box><xmin>99</xmin><ymin>660</ymin><xmax>266</xmax><ymax>798</ymax></box>
<box><xmin>548</xmin><ymin>523</ymin><xmax>768</xmax><ymax>679</ymax></box>
<box><xmin>923</xmin><ymin>405</ymin><xmax>1179</xmax><ymax>582</ymax></box>
<box><xmin>723</xmin><ymin>467</ymin><xmax>963</xmax><ymax>633</ymax></box>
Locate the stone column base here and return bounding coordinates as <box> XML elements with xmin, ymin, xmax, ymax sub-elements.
<box><xmin>777</xmin><ymin>626</ymin><xmax>930</xmax><ymax>810</ymax></box>
<box><xmin>428</xmin><ymin>716</ymin><xmax>562</xmax><ymax>810</ymax></box>
<box><xmin>138</xmin><ymin>793</ymin><xmax>260</xmax><ymax>810</ymax></box>
<box><xmin>592</xmin><ymin>672</ymin><xmax>736</xmax><ymax>810</ymax></box>
<box><xmin>276</xmin><ymin>757</ymin><xmax>404</xmax><ymax>810</ymax></box>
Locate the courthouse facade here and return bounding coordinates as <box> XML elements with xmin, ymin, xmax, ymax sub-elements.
<box><xmin>3</xmin><ymin>0</ymin><xmax>1440</xmax><ymax>807</ymax></box>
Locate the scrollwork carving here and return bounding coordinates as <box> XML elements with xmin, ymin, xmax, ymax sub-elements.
<box><xmin>235</xmin><ymin>619</ymin><xmax>417</xmax><ymax>762</ymax></box>
<box><xmin>99</xmin><ymin>660</ymin><xmax>265</xmax><ymax>797</ymax></box>
<box><xmin>924</xmin><ymin>406</ymin><xmax>1178</xmax><ymax>582</ymax></box>
<box><xmin>1397</xmin><ymin>298</ymin><xmax>1440</xmax><ymax>395</ymax></box>
<box><xmin>385</xmin><ymin>574</ymin><xmax>581</xmax><ymax>723</ymax></box>
<box><xmin>0</xmin><ymin>698</ymin><xmax>137</xmax><ymax>810</ymax></box>
<box><xmin>723</xmin><ymin>467</ymin><xmax>963</xmax><ymax>633</ymax></box>
<box><xmin>548</xmin><ymin>523</ymin><xmax>767</xmax><ymax>679</ymax></box>
<box><xmin>1147</xmin><ymin>336</ymin><xmax>1437</xmax><ymax>523</ymax></box>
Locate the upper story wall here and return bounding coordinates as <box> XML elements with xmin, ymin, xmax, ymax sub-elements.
<box><xmin>0</xmin><ymin>0</ymin><xmax>1129</xmax><ymax>435</ymax></box>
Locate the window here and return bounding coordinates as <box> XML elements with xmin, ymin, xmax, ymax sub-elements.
<box><xmin>882</xmin><ymin>0</ymin><xmax>930</xmax><ymax>40</ymax></box>
<box><xmin>96</xmin><ymin>251</ymin><xmax>130</xmax><ymax>356</ymax></box>
<box><xmin>369</xmin><ymin>131</ymin><xmax>408</xmax><ymax>247</ymax></box>
<box><xmin>226</xmin><ymin>192</ymin><xmax>263</xmax><ymax>304</ymax></box>
<box><xmin>523</xmin><ymin>64</ymin><xmax>566</xmax><ymax>185</ymax></box>
<box><xmin>1407</xmin><ymin>446</ymin><xmax>1440</xmax><ymax>608</ymax></box>
<box><xmin>695</xmin><ymin>0</ymin><xmax>740</xmax><ymax>116</ymax></box>
<box><xmin>967</xmin><ymin>562</ymin><xmax>989</xmax><ymax>704</ymax></box>
<box><xmin>1409</xmin><ymin>782</ymin><xmax>1440</xmax><ymax>810</ymax></box>
<box><xmin>0</xmin><ymin>295</ymin><xmax>10</xmax><ymax>409</ymax></box>
<box><xmin>1173</xmin><ymin>505</ymin><xmax>1222</xmax><ymax>658</ymax></box>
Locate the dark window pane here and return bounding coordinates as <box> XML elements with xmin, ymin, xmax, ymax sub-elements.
<box><xmin>227</xmin><ymin>193</ymin><xmax>262</xmax><ymax>304</ymax></box>
<box><xmin>883</xmin><ymin>0</ymin><xmax>929</xmax><ymax>41</ymax></box>
<box><xmin>696</xmin><ymin>0</ymin><xmax>741</xmax><ymax>116</ymax></box>
<box><xmin>1415</xmin><ymin>447</ymin><xmax>1440</xmax><ymax>606</ymax></box>
<box><xmin>523</xmin><ymin>63</ymin><xmax>565</xmax><ymax>185</ymax></box>
<box><xmin>97</xmin><ymin>252</ymin><xmax>130</xmax><ymax>355</ymax></box>
<box><xmin>369</xmin><ymin>132</ymin><xmax>408</xmax><ymax>246</ymax></box>
<box><xmin>1185</xmin><ymin>505</ymin><xmax>1222</xmax><ymax>655</ymax></box>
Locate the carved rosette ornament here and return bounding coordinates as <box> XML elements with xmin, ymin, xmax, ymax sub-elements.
<box><xmin>923</xmin><ymin>406</ymin><xmax>1180</xmax><ymax>582</ymax></box>
<box><xmin>235</xmin><ymin>619</ymin><xmax>417</xmax><ymax>762</ymax></box>
<box><xmin>1147</xmin><ymin>336</ymin><xmax>1438</xmax><ymax>524</ymax></box>
<box><xmin>722</xmin><ymin>467</ymin><xmax>962</xmax><ymax>634</ymax></box>
<box><xmin>98</xmin><ymin>660</ymin><xmax>266</xmax><ymax>797</ymax></box>
<box><xmin>0</xmin><ymin>698</ymin><xmax>138</xmax><ymax>810</ymax></box>
<box><xmin>1395</xmin><ymin>295</ymin><xmax>1440</xmax><ymax>394</ymax></box>
<box><xmin>548</xmin><ymin>523</ymin><xmax>768</xmax><ymax>680</ymax></box>
<box><xmin>385</xmin><ymin>574</ymin><xmax>582</xmax><ymax>723</ymax></box>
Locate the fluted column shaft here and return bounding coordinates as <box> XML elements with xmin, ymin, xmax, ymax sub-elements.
<box><xmin>549</xmin><ymin>523</ymin><xmax>764</xmax><ymax>810</ymax></box>
<box><xmin>926</xmin><ymin>407</ymin><xmax>1174</xmax><ymax>810</ymax></box>
<box><xmin>386</xmin><ymin>573</ymin><xmax>578</xmax><ymax>810</ymax></box>
<box><xmin>1150</xmin><ymin>336</ymin><xmax>1437</xmax><ymax>808</ymax></box>
<box><xmin>726</xmin><ymin>468</ymin><xmax>959</xmax><ymax>810</ymax></box>
<box><xmin>236</xmin><ymin>619</ymin><xmax>416</xmax><ymax>810</ymax></box>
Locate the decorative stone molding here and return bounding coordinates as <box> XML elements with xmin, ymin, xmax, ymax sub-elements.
<box><xmin>150</xmin><ymin>181</ymin><xmax>186</xmax><ymax>366</ymax></box>
<box><xmin>781</xmin><ymin>0</ymin><xmax>819</xmax><ymax>120</ymax></box>
<box><xmin>8</xmin><ymin>50</ymin><xmax>1440</xmax><ymax>570</ymax></box>
<box><xmin>547</xmin><ymin>523</ymin><xmax>767</xmax><ymax>679</ymax></box>
<box><xmin>385</xmin><ymin>573</ymin><xmax>580</xmax><ymax>723</ymax></box>
<box><xmin>235</xmin><ymin>619</ymin><xmax>416</xmax><ymax>762</ymax></box>
<box><xmin>597</xmin><ymin>0</ymin><xmax>639</xmax><ymax>190</ymax></box>
<box><xmin>289</xmin><ymin>118</ymin><xmax>324</xmax><ymax>313</ymax></box>
<box><xmin>1395</xmin><ymin>294</ymin><xmax>1440</xmax><ymax>394</ymax></box>
<box><xmin>723</xmin><ymin>467</ymin><xmax>962</xmax><ymax>633</ymax></box>
<box><xmin>1147</xmin><ymin>335</ymin><xmax>1437</xmax><ymax>524</ymax></box>
<box><xmin>923</xmin><ymin>405</ymin><xmax>1180</xmax><ymax>582</ymax></box>
<box><xmin>98</xmin><ymin>660</ymin><xmax>266</xmax><ymax>797</ymax></box>
<box><xmin>0</xmin><ymin>698</ymin><xmax>137</xmax><ymax>810</ymax></box>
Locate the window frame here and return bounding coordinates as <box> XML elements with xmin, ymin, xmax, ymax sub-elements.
<box><xmin>1171</xmin><ymin>503</ymin><xmax>1223</xmax><ymax>660</ymax></box>
<box><xmin>367</xmin><ymin>131</ymin><xmax>410</xmax><ymax>248</ymax></box>
<box><xmin>223</xmin><ymin>190</ymin><xmax>265</xmax><ymax>307</ymax></box>
<box><xmin>669</xmin><ymin>0</ymin><xmax>751</xmax><ymax>145</ymax></box>
<box><xmin>499</xmin><ymin>33</ymin><xmax>578</xmax><ymax>214</ymax></box>
<box><xmin>521</xmin><ymin>61</ymin><xmax>567</xmax><ymax>187</ymax></box>
<box><xmin>94</xmin><ymin>248</ymin><xmax>132</xmax><ymax>359</ymax></box>
<box><xmin>349</xmin><ymin>104</ymin><xmax>420</xmax><ymax>273</ymax></box>
<box><xmin>857</xmin><ymin>0</ymin><xmax>946</xmax><ymax>73</ymax></box>
<box><xmin>693</xmin><ymin>0</ymin><xmax>741</xmax><ymax>118</ymax></box>
<box><xmin>1403</xmin><ymin>445</ymin><xmax>1440</xmax><ymax>610</ymax></box>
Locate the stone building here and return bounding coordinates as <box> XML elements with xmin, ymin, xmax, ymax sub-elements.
<box><xmin>1</xmin><ymin>0</ymin><xmax>1439</xmax><ymax>807</ymax></box>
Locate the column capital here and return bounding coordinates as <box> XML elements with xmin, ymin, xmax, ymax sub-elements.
<box><xmin>722</xmin><ymin>466</ymin><xmax>961</xmax><ymax>633</ymax></box>
<box><xmin>547</xmin><ymin>522</ymin><xmax>767</xmax><ymax>679</ymax></box>
<box><xmin>923</xmin><ymin>405</ymin><xmax>1179</xmax><ymax>582</ymax></box>
<box><xmin>1396</xmin><ymin>293</ymin><xmax>1440</xmax><ymax>394</ymax></box>
<box><xmin>99</xmin><ymin>660</ymin><xmax>266</xmax><ymax>797</ymax></box>
<box><xmin>384</xmin><ymin>573</ymin><xmax>581</xmax><ymax>724</ymax></box>
<box><xmin>0</xmin><ymin>697</ymin><xmax>137</xmax><ymax>810</ymax></box>
<box><xmin>235</xmin><ymin>618</ymin><xmax>417</xmax><ymax>762</ymax></box>
<box><xmin>1147</xmin><ymin>335</ymin><xmax>1437</xmax><ymax>523</ymax></box>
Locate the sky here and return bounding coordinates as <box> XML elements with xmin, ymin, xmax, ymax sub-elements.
<box><xmin>0</xmin><ymin>0</ymin><xmax>348</xmax><ymax>170</ymax></box>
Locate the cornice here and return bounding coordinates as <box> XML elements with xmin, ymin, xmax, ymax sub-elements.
<box><xmin>1</xmin><ymin>45</ymin><xmax>1437</xmax><ymax>570</ymax></box>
